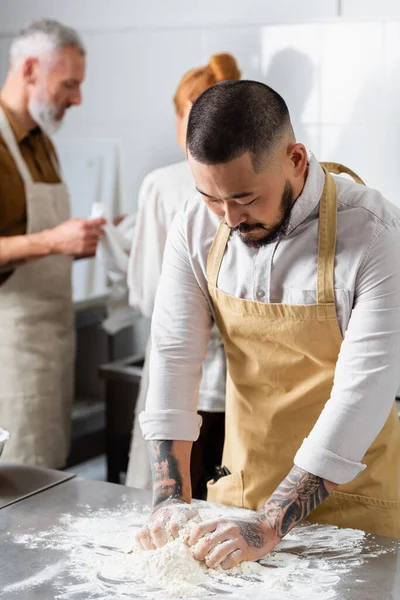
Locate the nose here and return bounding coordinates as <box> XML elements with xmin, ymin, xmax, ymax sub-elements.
<box><xmin>72</xmin><ymin>87</ymin><xmax>83</xmax><ymax>106</ymax></box>
<box><xmin>223</xmin><ymin>202</ymin><xmax>247</xmax><ymax>229</ymax></box>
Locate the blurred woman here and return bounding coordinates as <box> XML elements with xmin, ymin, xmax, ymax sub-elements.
<box><xmin>126</xmin><ymin>53</ymin><xmax>241</xmax><ymax>498</ymax></box>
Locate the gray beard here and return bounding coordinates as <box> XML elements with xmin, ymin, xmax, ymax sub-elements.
<box><xmin>28</xmin><ymin>98</ymin><xmax>62</xmax><ymax>135</ymax></box>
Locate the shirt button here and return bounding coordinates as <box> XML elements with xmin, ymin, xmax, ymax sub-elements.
<box><xmin>256</xmin><ymin>289</ymin><xmax>265</xmax><ymax>299</ymax></box>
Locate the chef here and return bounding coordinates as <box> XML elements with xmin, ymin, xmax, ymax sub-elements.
<box><xmin>0</xmin><ymin>20</ymin><xmax>105</xmax><ymax>468</ymax></box>
<box><xmin>136</xmin><ymin>80</ymin><xmax>400</xmax><ymax>566</ymax></box>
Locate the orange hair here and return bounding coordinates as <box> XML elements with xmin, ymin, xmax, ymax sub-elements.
<box><xmin>174</xmin><ymin>53</ymin><xmax>241</xmax><ymax>116</ymax></box>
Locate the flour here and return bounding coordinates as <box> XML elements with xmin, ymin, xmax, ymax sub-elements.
<box><xmin>5</xmin><ymin>500</ymin><xmax>397</xmax><ymax>600</ymax></box>
<box><xmin>3</xmin><ymin>560</ymin><xmax>66</xmax><ymax>592</ymax></box>
<box><xmin>100</xmin><ymin>534</ymin><xmax>207</xmax><ymax>596</ymax></box>
<box><xmin>98</xmin><ymin>521</ymin><xmax>273</xmax><ymax>597</ymax></box>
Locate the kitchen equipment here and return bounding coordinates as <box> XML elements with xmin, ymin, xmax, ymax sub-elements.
<box><xmin>98</xmin><ymin>353</ymin><xmax>144</xmax><ymax>483</ymax></box>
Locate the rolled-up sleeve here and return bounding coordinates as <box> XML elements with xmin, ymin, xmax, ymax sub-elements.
<box><xmin>140</xmin><ymin>409</ymin><xmax>203</xmax><ymax>441</ymax></box>
<box><xmin>295</xmin><ymin>218</ymin><xmax>400</xmax><ymax>484</ymax></box>
<box><xmin>140</xmin><ymin>208</ymin><xmax>213</xmax><ymax>441</ymax></box>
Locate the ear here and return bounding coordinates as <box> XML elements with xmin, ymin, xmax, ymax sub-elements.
<box><xmin>183</xmin><ymin>100</ymin><xmax>193</xmax><ymax>117</ymax></box>
<box><xmin>21</xmin><ymin>57</ymin><xmax>39</xmax><ymax>84</ymax></box>
<box><xmin>288</xmin><ymin>142</ymin><xmax>308</xmax><ymax>177</ymax></box>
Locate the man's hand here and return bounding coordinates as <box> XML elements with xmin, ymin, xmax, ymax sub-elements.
<box><xmin>189</xmin><ymin>466</ymin><xmax>336</xmax><ymax>569</ymax></box>
<box><xmin>113</xmin><ymin>215</ymin><xmax>126</xmax><ymax>227</ymax></box>
<box><xmin>47</xmin><ymin>217</ymin><xmax>106</xmax><ymax>257</ymax></box>
<box><xmin>136</xmin><ymin>499</ymin><xmax>200</xmax><ymax>551</ymax></box>
<box><xmin>188</xmin><ymin>515</ymin><xmax>279</xmax><ymax>569</ymax></box>
<box><xmin>136</xmin><ymin>439</ymin><xmax>194</xmax><ymax>550</ymax></box>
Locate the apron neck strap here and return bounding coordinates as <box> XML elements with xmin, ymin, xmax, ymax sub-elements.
<box><xmin>318</xmin><ymin>162</ymin><xmax>366</xmax><ymax>304</ymax></box>
<box><xmin>207</xmin><ymin>220</ymin><xmax>231</xmax><ymax>287</ymax></box>
<box><xmin>206</xmin><ymin>173</ymin><xmax>339</xmax><ymax>302</ymax></box>
<box><xmin>207</xmin><ymin>163</ymin><xmax>362</xmax><ymax>305</ymax></box>
<box><xmin>0</xmin><ymin>106</ymin><xmax>34</xmax><ymax>185</ymax></box>
<box><xmin>320</xmin><ymin>161</ymin><xmax>365</xmax><ymax>185</ymax></box>
<box><xmin>317</xmin><ymin>167</ymin><xmax>337</xmax><ymax>305</ymax></box>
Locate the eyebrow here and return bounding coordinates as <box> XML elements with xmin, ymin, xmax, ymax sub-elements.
<box><xmin>196</xmin><ymin>187</ymin><xmax>254</xmax><ymax>200</ymax></box>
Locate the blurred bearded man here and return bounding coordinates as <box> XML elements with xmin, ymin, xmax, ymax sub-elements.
<box><xmin>0</xmin><ymin>20</ymin><xmax>105</xmax><ymax>467</ymax></box>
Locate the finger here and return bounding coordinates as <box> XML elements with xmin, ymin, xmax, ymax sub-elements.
<box><xmin>87</xmin><ymin>228</ymin><xmax>104</xmax><ymax>237</ymax></box>
<box><xmin>88</xmin><ymin>218</ymin><xmax>107</xmax><ymax>226</ymax></box>
<box><xmin>135</xmin><ymin>530</ymin><xmax>145</xmax><ymax>551</ymax></box>
<box><xmin>149</xmin><ymin>519</ymin><xmax>168</xmax><ymax>548</ymax></box>
<box><xmin>220</xmin><ymin>549</ymin><xmax>244</xmax><ymax>570</ymax></box>
<box><xmin>204</xmin><ymin>539</ymin><xmax>240</xmax><ymax>568</ymax></box>
<box><xmin>139</xmin><ymin>525</ymin><xmax>157</xmax><ymax>551</ymax></box>
<box><xmin>169</xmin><ymin>506</ymin><xmax>199</xmax><ymax>539</ymax></box>
<box><xmin>84</xmin><ymin>233</ymin><xmax>103</xmax><ymax>243</ymax></box>
<box><xmin>82</xmin><ymin>231</ymin><xmax>104</xmax><ymax>247</ymax></box>
<box><xmin>82</xmin><ymin>233</ymin><xmax>100</xmax><ymax>243</ymax></box>
<box><xmin>84</xmin><ymin>226</ymin><xmax>104</xmax><ymax>236</ymax></box>
<box><xmin>188</xmin><ymin>520</ymin><xmax>218</xmax><ymax>546</ymax></box>
<box><xmin>191</xmin><ymin>529</ymin><xmax>232</xmax><ymax>561</ymax></box>
<box><xmin>169</xmin><ymin>511</ymin><xmax>188</xmax><ymax>539</ymax></box>
<box><xmin>113</xmin><ymin>215</ymin><xmax>126</xmax><ymax>226</ymax></box>
<box><xmin>82</xmin><ymin>244</ymin><xmax>97</xmax><ymax>256</ymax></box>
<box><xmin>188</xmin><ymin>511</ymin><xmax>202</xmax><ymax>525</ymax></box>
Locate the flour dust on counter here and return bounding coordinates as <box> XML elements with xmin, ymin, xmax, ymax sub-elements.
<box><xmin>4</xmin><ymin>500</ymin><xmax>397</xmax><ymax>600</ymax></box>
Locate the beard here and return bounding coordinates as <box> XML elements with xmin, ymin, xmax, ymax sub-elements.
<box><xmin>28</xmin><ymin>97</ymin><xmax>66</xmax><ymax>136</ymax></box>
<box><xmin>232</xmin><ymin>180</ymin><xmax>295</xmax><ymax>248</ymax></box>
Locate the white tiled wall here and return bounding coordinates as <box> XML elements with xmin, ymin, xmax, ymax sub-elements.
<box><xmin>259</xmin><ymin>24</ymin><xmax>322</xmax><ymax>154</ymax></box>
<box><xmin>0</xmin><ymin>0</ymin><xmax>339</xmax><ymax>32</ymax></box>
<box><xmin>342</xmin><ymin>0</ymin><xmax>400</xmax><ymax>19</ymax></box>
<box><xmin>1</xmin><ymin>3</ymin><xmax>400</xmax><ymax>210</ymax></box>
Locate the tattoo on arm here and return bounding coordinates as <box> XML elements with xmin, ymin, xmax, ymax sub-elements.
<box><xmin>148</xmin><ymin>440</ymin><xmax>183</xmax><ymax>507</ymax></box>
<box><xmin>257</xmin><ymin>466</ymin><xmax>330</xmax><ymax>539</ymax></box>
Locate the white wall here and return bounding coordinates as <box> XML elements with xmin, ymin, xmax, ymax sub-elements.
<box><xmin>342</xmin><ymin>0</ymin><xmax>400</xmax><ymax>19</ymax></box>
<box><xmin>0</xmin><ymin>1</ymin><xmax>339</xmax><ymax>32</ymax></box>
<box><xmin>1</xmin><ymin>1</ymin><xmax>400</xmax><ymax>213</ymax></box>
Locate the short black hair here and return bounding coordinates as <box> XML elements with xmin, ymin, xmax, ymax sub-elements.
<box><xmin>186</xmin><ymin>80</ymin><xmax>293</xmax><ymax>169</ymax></box>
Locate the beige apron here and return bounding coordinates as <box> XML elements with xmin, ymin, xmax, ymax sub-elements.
<box><xmin>0</xmin><ymin>107</ymin><xmax>75</xmax><ymax>468</ymax></box>
<box><xmin>207</xmin><ymin>163</ymin><xmax>400</xmax><ymax>538</ymax></box>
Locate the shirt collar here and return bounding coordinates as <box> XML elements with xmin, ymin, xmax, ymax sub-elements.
<box><xmin>0</xmin><ymin>98</ymin><xmax>40</xmax><ymax>143</ymax></box>
<box><xmin>286</xmin><ymin>153</ymin><xmax>325</xmax><ymax>235</ymax></box>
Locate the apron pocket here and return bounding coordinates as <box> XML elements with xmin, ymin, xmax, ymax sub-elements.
<box><xmin>206</xmin><ymin>471</ymin><xmax>244</xmax><ymax>508</ymax></box>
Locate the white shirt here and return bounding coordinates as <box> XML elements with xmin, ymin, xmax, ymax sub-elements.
<box><xmin>140</xmin><ymin>156</ymin><xmax>400</xmax><ymax>485</ymax></box>
<box><xmin>128</xmin><ymin>161</ymin><xmax>226</xmax><ymax>412</ymax></box>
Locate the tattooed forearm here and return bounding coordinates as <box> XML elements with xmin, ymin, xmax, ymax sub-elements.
<box><xmin>257</xmin><ymin>466</ymin><xmax>331</xmax><ymax>539</ymax></box>
<box><xmin>148</xmin><ymin>440</ymin><xmax>183</xmax><ymax>507</ymax></box>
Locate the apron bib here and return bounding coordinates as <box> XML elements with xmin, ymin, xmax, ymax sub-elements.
<box><xmin>206</xmin><ymin>163</ymin><xmax>400</xmax><ymax>538</ymax></box>
<box><xmin>0</xmin><ymin>107</ymin><xmax>75</xmax><ymax>468</ymax></box>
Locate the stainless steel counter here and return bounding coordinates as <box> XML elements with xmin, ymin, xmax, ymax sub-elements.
<box><xmin>0</xmin><ymin>462</ymin><xmax>75</xmax><ymax>510</ymax></box>
<box><xmin>0</xmin><ymin>477</ymin><xmax>399</xmax><ymax>599</ymax></box>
